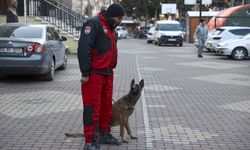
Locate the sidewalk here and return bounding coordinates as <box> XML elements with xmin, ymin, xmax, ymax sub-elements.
<box><xmin>0</xmin><ymin>39</ymin><xmax>250</xmax><ymax>150</ymax></box>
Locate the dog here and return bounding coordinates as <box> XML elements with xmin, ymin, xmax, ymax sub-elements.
<box><xmin>65</xmin><ymin>79</ymin><xmax>144</xmax><ymax>143</ymax></box>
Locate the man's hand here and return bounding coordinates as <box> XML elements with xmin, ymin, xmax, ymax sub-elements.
<box><xmin>80</xmin><ymin>76</ymin><xmax>89</xmax><ymax>83</ymax></box>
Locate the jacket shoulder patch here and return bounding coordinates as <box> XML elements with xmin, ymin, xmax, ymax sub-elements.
<box><xmin>84</xmin><ymin>26</ymin><xmax>91</xmax><ymax>34</ymax></box>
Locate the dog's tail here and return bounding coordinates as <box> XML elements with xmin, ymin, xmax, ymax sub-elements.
<box><xmin>65</xmin><ymin>132</ymin><xmax>84</xmax><ymax>137</ymax></box>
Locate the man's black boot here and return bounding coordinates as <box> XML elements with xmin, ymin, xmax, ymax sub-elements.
<box><xmin>83</xmin><ymin>142</ymin><xmax>101</xmax><ymax>150</ymax></box>
<box><xmin>98</xmin><ymin>132</ymin><xmax>122</xmax><ymax>145</ymax></box>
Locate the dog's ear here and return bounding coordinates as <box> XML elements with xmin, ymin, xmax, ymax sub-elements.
<box><xmin>139</xmin><ymin>79</ymin><xmax>144</xmax><ymax>89</ymax></box>
<box><xmin>131</xmin><ymin>79</ymin><xmax>135</xmax><ymax>88</ymax></box>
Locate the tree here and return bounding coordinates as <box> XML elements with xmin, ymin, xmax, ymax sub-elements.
<box><xmin>115</xmin><ymin>0</ymin><xmax>192</xmax><ymax>25</ymax></box>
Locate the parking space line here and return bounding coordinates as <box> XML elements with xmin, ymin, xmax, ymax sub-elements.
<box><xmin>136</xmin><ymin>54</ymin><xmax>153</xmax><ymax>149</ymax></box>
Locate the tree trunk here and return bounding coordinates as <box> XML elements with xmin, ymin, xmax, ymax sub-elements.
<box><xmin>154</xmin><ymin>6</ymin><xmax>158</xmax><ymax>24</ymax></box>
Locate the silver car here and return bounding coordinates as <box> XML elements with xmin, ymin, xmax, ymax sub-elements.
<box><xmin>147</xmin><ymin>26</ymin><xmax>155</xmax><ymax>44</ymax></box>
<box><xmin>216</xmin><ymin>33</ymin><xmax>250</xmax><ymax>60</ymax></box>
<box><xmin>205</xmin><ymin>26</ymin><xmax>250</xmax><ymax>52</ymax></box>
<box><xmin>0</xmin><ymin>23</ymin><xmax>68</xmax><ymax>81</ymax></box>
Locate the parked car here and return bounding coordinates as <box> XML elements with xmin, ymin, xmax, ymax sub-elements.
<box><xmin>115</xmin><ymin>26</ymin><xmax>128</xmax><ymax>39</ymax></box>
<box><xmin>215</xmin><ymin>33</ymin><xmax>250</xmax><ymax>60</ymax></box>
<box><xmin>135</xmin><ymin>26</ymin><xmax>150</xmax><ymax>39</ymax></box>
<box><xmin>205</xmin><ymin>26</ymin><xmax>250</xmax><ymax>51</ymax></box>
<box><xmin>154</xmin><ymin>20</ymin><xmax>184</xmax><ymax>46</ymax></box>
<box><xmin>146</xmin><ymin>26</ymin><xmax>155</xmax><ymax>44</ymax></box>
<box><xmin>0</xmin><ymin>23</ymin><xmax>68</xmax><ymax>81</ymax></box>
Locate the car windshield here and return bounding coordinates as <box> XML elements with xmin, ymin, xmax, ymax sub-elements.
<box><xmin>158</xmin><ymin>24</ymin><xmax>182</xmax><ymax>31</ymax></box>
<box><xmin>116</xmin><ymin>28</ymin><xmax>122</xmax><ymax>31</ymax></box>
<box><xmin>0</xmin><ymin>26</ymin><xmax>42</xmax><ymax>38</ymax></box>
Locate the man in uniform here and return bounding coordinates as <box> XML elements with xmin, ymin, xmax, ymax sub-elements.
<box><xmin>77</xmin><ymin>3</ymin><xmax>125</xmax><ymax>150</ymax></box>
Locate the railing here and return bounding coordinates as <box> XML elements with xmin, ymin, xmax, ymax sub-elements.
<box><xmin>28</xmin><ymin>0</ymin><xmax>85</xmax><ymax>38</ymax></box>
<box><xmin>56</xmin><ymin>1</ymin><xmax>85</xmax><ymax>21</ymax></box>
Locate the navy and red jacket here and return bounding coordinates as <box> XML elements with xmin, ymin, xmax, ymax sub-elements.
<box><xmin>77</xmin><ymin>10</ymin><xmax>118</xmax><ymax>77</ymax></box>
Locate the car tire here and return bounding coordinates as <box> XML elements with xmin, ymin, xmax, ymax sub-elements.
<box><xmin>147</xmin><ymin>40</ymin><xmax>151</xmax><ymax>44</ymax></box>
<box><xmin>179</xmin><ymin>42</ymin><xmax>183</xmax><ymax>47</ymax></box>
<box><xmin>58</xmin><ymin>51</ymin><xmax>68</xmax><ymax>70</ymax></box>
<box><xmin>231</xmin><ymin>47</ymin><xmax>247</xmax><ymax>60</ymax></box>
<box><xmin>44</xmin><ymin>58</ymin><xmax>55</xmax><ymax>81</ymax></box>
<box><xmin>157</xmin><ymin>41</ymin><xmax>161</xmax><ymax>46</ymax></box>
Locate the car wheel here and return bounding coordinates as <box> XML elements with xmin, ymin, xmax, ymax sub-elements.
<box><xmin>206</xmin><ymin>48</ymin><xmax>212</xmax><ymax>52</ymax></box>
<box><xmin>58</xmin><ymin>51</ymin><xmax>68</xmax><ymax>70</ymax></box>
<box><xmin>179</xmin><ymin>42</ymin><xmax>183</xmax><ymax>47</ymax></box>
<box><xmin>147</xmin><ymin>40</ymin><xmax>151</xmax><ymax>44</ymax></box>
<box><xmin>231</xmin><ymin>47</ymin><xmax>247</xmax><ymax>60</ymax></box>
<box><xmin>157</xmin><ymin>41</ymin><xmax>161</xmax><ymax>46</ymax></box>
<box><xmin>44</xmin><ymin>58</ymin><xmax>55</xmax><ymax>81</ymax></box>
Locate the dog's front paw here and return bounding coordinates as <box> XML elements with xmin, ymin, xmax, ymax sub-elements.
<box><xmin>122</xmin><ymin>139</ymin><xmax>128</xmax><ymax>143</ymax></box>
<box><xmin>129</xmin><ymin>135</ymin><xmax>138</xmax><ymax>140</ymax></box>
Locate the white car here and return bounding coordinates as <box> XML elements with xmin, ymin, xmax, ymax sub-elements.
<box><xmin>154</xmin><ymin>20</ymin><xmax>184</xmax><ymax>46</ymax></box>
<box><xmin>205</xmin><ymin>26</ymin><xmax>250</xmax><ymax>51</ymax></box>
<box><xmin>146</xmin><ymin>26</ymin><xmax>155</xmax><ymax>44</ymax></box>
<box><xmin>115</xmin><ymin>26</ymin><xmax>128</xmax><ymax>39</ymax></box>
<box><xmin>216</xmin><ymin>33</ymin><xmax>250</xmax><ymax>60</ymax></box>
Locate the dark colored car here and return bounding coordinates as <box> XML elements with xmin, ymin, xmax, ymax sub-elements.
<box><xmin>135</xmin><ymin>27</ymin><xmax>150</xmax><ymax>39</ymax></box>
<box><xmin>0</xmin><ymin>23</ymin><xmax>68</xmax><ymax>81</ymax></box>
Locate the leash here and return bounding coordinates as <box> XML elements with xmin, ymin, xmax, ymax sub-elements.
<box><xmin>112</xmin><ymin>99</ymin><xmax>134</xmax><ymax>111</ymax></box>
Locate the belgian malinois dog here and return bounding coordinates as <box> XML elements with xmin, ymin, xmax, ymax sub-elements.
<box><xmin>65</xmin><ymin>79</ymin><xmax>144</xmax><ymax>143</ymax></box>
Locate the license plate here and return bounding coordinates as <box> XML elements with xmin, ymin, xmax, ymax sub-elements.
<box><xmin>168</xmin><ymin>38</ymin><xmax>177</xmax><ymax>41</ymax></box>
<box><xmin>0</xmin><ymin>48</ymin><xmax>23</xmax><ymax>55</ymax></box>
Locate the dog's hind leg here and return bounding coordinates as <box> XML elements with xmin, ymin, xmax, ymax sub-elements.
<box><xmin>125</xmin><ymin>121</ymin><xmax>137</xmax><ymax>140</ymax></box>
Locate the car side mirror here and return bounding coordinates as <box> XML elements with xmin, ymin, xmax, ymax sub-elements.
<box><xmin>60</xmin><ymin>36</ymin><xmax>67</xmax><ymax>41</ymax></box>
<box><xmin>155</xmin><ymin>28</ymin><xmax>159</xmax><ymax>31</ymax></box>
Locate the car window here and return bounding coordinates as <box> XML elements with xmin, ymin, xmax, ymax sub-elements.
<box><xmin>149</xmin><ymin>27</ymin><xmax>155</xmax><ymax>32</ymax></box>
<box><xmin>243</xmin><ymin>33</ymin><xmax>250</xmax><ymax>39</ymax></box>
<box><xmin>116</xmin><ymin>28</ymin><xmax>122</xmax><ymax>31</ymax></box>
<box><xmin>213</xmin><ymin>29</ymin><xmax>224</xmax><ymax>35</ymax></box>
<box><xmin>51</xmin><ymin>28</ymin><xmax>60</xmax><ymax>40</ymax></box>
<box><xmin>229</xmin><ymin>29</ymin><xmax>250</xmax><ymax>36</ymax></box>
<box><xmin>0</xmin><ymin>26</ymin><xmax>42</xmax><ymax>38</ymax></box>
<box><xmin>46</xmin><ymin>27</ymin><xmax>55</xmax><ymax>40</ymax></box>
<box><xmin>158</xmin><ymin>24</ymin><xmax>182</xmax><ymax>31</ymax></box>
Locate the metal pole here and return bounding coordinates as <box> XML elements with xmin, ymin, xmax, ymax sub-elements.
<box><xmin>81</xmin><ymin>0</ymin><xmax>83</xmax><ymax>15</ymax></box>
<box><xmin>24</xmin><ymin>0</ymin><xmax>27</xmax><ymax>23</ymax></box>
<box><xmin>199</xmin><ymin>0</ymin><xmax>202</xmax><ymax>21</ymax></box>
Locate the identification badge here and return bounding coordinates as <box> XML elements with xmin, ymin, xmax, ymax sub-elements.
<box><xmin>84</xmin><ymin>26</ymin><xmax>91</xmax><ymax>34</ymax></box>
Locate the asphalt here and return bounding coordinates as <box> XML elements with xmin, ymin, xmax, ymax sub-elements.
<box><xmin>0</xmin><ymin>39</ymin><xmax>250</xmax><ymax>150</ymax></box>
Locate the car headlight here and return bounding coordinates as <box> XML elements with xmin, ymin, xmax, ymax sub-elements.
<box><xmin>178</xmin><ymin>33</ymin><xmax>184</xmax><ymax>38</ymax></box>
<box><xmin>160</xmin><ymin>33</ymin><xmax>165</xmax><ymax>36</ymax></box>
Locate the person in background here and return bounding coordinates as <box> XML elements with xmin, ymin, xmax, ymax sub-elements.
<box><xmin>77</xmin><ymin>3</ymin><xmax>125</xmax><ymax>150</ymax></box>
<box><xmin>6</xmin><ymin>0</ymin><xmax>19</xmax><ymax>23</ymax></box>
<box><xmin>195</xmin><ymin>18</ymin><xmax>208</xmax><ymax>58</ymax></box>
